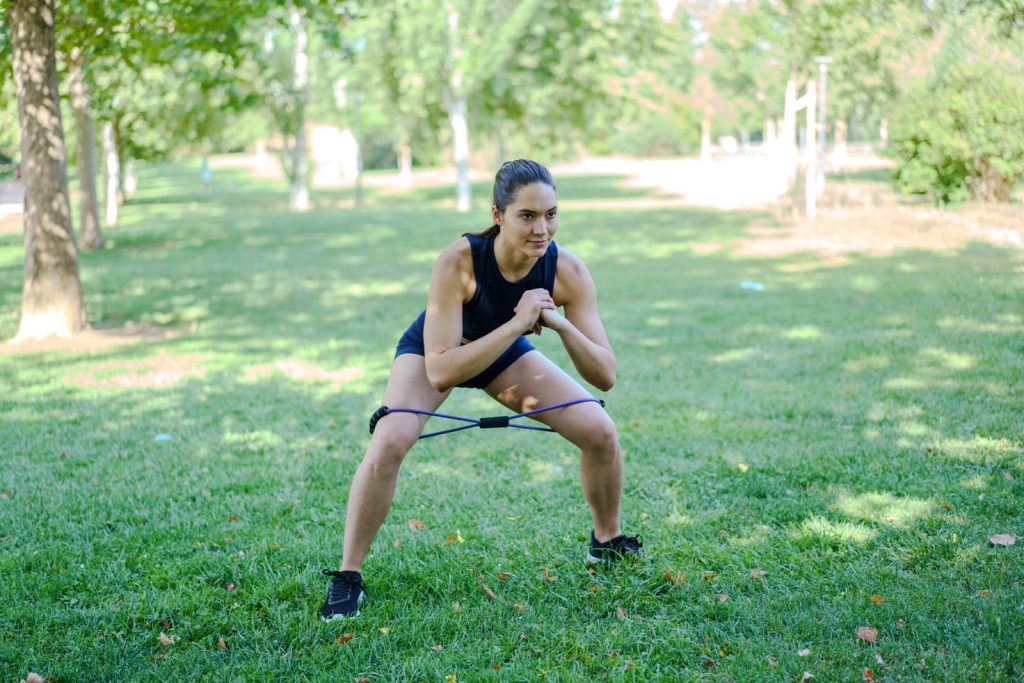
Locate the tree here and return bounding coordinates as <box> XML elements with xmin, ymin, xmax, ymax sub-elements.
<box><xmin>7</xmin><ymin>0</ymin><xmax>87</xmax><ymax>341</ymax></box>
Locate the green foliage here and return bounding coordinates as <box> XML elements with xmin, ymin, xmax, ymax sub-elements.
<box><xmin>889</xmin><ymin>10</ymin><xmax>1024</xmax><ymax>203</ymax></box>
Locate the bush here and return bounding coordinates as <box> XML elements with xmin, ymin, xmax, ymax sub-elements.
<box><xmin>888</xmin><ymin>14</ymin><xmax>1024</xmax><ymax>203</ymax></box>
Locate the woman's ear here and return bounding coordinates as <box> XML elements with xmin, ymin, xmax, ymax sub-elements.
<box><xmin>491</xmin><ymin>205</ymin><xmax>502</xmax><ymax>225</ymax></box>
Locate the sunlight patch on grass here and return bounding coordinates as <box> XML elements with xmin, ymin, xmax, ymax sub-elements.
<box><xmin>782</xmin><ymin>325</ymin><xmax>822</xmax><ymax>340</ymax></box>
<box><xmin>919</xmin><ymin>347</ymin><xmax>976</xmax><ymax>370</ymax></box>
<box><xmin>833</xmin><ymin>491</ymin><xmax>934</xmax><ymax>527</ymax></box>
<box><xmin>665</xmin><ymin>509</ymin><xmax>692</xmax><ymax>527</ymax></box>
<box><xmin>899</xmin><ymin>420</ymin><xmax>934</xmax><ymax>437</ymax></box>
<box><xmin>937</xmin><ymin>314</ymin><xmax>1024</xmax><ymax>334</ymax></box>
<box><xmin>223</xmin><ymin>429</ymin><xmax>284</xmax><ymax>450</ymax></box>
<box><xmin>711</xmin><ymin>347</ymin><xmax>759</xmax><ymax>363</ymax></box>
<box><xmin>958</xmin><ymin>474</ymin><xmax>988</xmax><ymax>490</ymax></box>
<box><xmin>851</xmin><ymin>275</ymin><xmax>880</xmax><ymax>291</ymax></box>
<box><xmin>794</xmin><ymin>516</ymin><xmax>877</xmax><ymax>544</ymax></box>
<box><xmin>928</xmin><ymin>435</ymin><xmax>1022</xmax><ymax>462</ymax></box>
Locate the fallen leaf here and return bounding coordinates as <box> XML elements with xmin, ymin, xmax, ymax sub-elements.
<box><xmin>623</xmin><ymin>660</ymin><xmax>633</xmax><ymax>672</ymax></box>
<box><xmin>715</xmin><ymin>593</ymin><xmax>729</xmax><ymax>602</ymax></box>
<box><xmin>379</xmin><ymin>627</ymin><xmax>390</xmax><ymax>635</ymax></box>
<box><xmin>640</xmin><ymin>512</ymin><xmax>650</xmax><ymax>521</ymax></box>
<box><xmin>863</xmin><ymin>668</ymin><xmax>876</xmax><ymax>681</ymax></box>
<box><xmin>616</xmin><ymin>605</ymin><xmax>628</xmax><ymax>619</ymax></box>
<box><xmin>737</xmin><ymin>462</ymin><xmax>749</xmax><ymax>472</ymax></box>
<box><xmin>355</xmin><ymin>678</ymin><xmax>372</xmax><ymax>683</ymax></box>
<box><xmin>802</xmin><ymin>672</ymin><xmax>814</xmax><ymax>681</ymax></box>
<box><xmin>452</xmin><ymin>602</ymin><xmax>461</xmax><ymax>612</ymax></box>
<box><xmin>1</xmin><ymin>488</ymin><xmax>13</xmax><ymax>499</ymax></box>
<box><xmin>444</xmin><ymin>534</ymin><xmax>457</xmax><ymax>546</ymax></box>
<box><xmin>663</xmin><ymin>571</ymin><xmax>685</xmax><ymax>585</ymax></box>
<box><xmin>871</xmin><ymin>595</ymin><xmax>884</xmax><ymax>605</ymax></box>
<box><xmin>719</xmin><ymin>529</ymin><xmax>729</xmax><ymax>538</ymax></box>
<box><xmin>977</xmin><ymin>589</ymin><xmax>990</xmax><ymax>597</ymax></box>
<box><xmin>543</xmin><ymin>567</ymin><xmax>557</xmax><ymax>583</ymax></box>
<box><xmin>856</xmin><ymin>626</ymin><xmax>878</xmax><ymax>644</ymax></box>
<box><xmin>158</xmin><ymin>632</ymin><xmax>177</xmax><ymax>646</ymax></box>
<box><xmin>227</xmin><ymin>582</ymin><xmax>236</xmax><ymax>591</ymax></box>
<box><xmin>589</xmin><ymin>584</ymin><xmax>601</xmax><ymax>593</ymax></box>
<box><xmin>896</xmin><ymin>619</ymin><xmax>906</xmax><ymax>627</ymax></box>
<box><xmin>480</xmin><ymin>581</ymin><xmax>497</xmax><ymax>600</ymax></box>
<box><xmin>941</xmin><ymin>502</ymin><xmax>953</xmax><ymax>511</ymax></box>
<box><xmin>20</xmin><ymin>674</ymin><xmax>44</xmax><ymax>683</ymax></box>
<box><xmin>513</xmin><ymin>603</ymin><xmax>524</xmax><ymax>612</ymax></box>
<box><xmin>989</xmin><ymin>534</ymin><xmax>1016</xmax><ymax>547</ymax></box>
<box><xmin>608</xmin><ymin>650</ymin><xmax>620</xmax><ymax>658</ymax></box>
<box><xmin>798</xmin><ymin>648</ymin><xmax>811</xmax><ymax>657</ymax></box>
<box><xmin>587</xmin><ymin>567</ymin><xmax>597</xmax><ymax>576</ymax></box>
<box><xmin>702</xmin><ymin>571</ymin><xmax>717</xmax><ymax>580</ymax></box>
<box><xmin>408</xmin><ymin>519</ymin><xmax>427</xmax><ymax>531</ymax></box>
<box><xmin>217</xmin><ymin>637</ymin><xmax>228</xmax><ymax>650</ymax></box>
<box><xmin>498</xmin><ymin>571</ymin><xmax>510</xmax><ymax>580</ymax></box>
<box><xmin>393</xmin><ymin>539</ymin><xmax>401</xmax><ymax>548</ymax></box>
<box><xmin>1002</xmin><ymin>471</ymin><xmax>1013</xmax><ymax>481</ymax></box>
<box><xmin>431</xmin><ymin>644</ymin><xmax>444</xmax><ymax>652</ymax></box>
<box><xmin>702</xmin><ymin>657</ymin><xmax>717</xmax><ymax>667</ymax></box>
<box><xmin>875</xmin><ymin>654</ymin><xmax>885</xmax><ymax>666</ymax></box>
<box><xmin>445</xmin><ymin>675</ymin><xmax>457</xmax><ymax>683</ymax></box>
<box><xmin>492</xmin><ymin>663</ymin><xmax>501</xmax><ymax>671</ymax></box>
<box><xmin>767</xmin><ymin>657</ymin><xmax>777</xmax><ymax>667</ymax></box>
<box><xmin>337</xmin><ymin>633</ymin><xmax>354</xmax><ymax>645</ymax></box>
<box><xmin>228</xmin><ymin>515</ymin><xmax>238</xmax><ymax>522</ymax></box>
<box><xmin>749</xmin><ymin>569</ymin><xmax>766</xmax><ymax>579</ymax></box>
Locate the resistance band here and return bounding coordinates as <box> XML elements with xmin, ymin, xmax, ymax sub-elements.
<box><xmin>369</xmin><ymin>397</ymin><xmax>605</xmax><ymax>440</ymax></box>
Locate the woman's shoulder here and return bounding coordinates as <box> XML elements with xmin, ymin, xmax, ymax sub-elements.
<box><xmin>433</xmin><ymin>235</ymin><xmax>474</xmax><ymax>273</ymax></box>
<box><xmin>554</xmin><ymin>244</ymin><xmax>588</xmax><ymax>278</ymax></box>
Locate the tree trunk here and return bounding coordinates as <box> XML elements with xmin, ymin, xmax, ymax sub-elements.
<box><xmin>112</xmin><ymin>116</ymin><xmax>128</xmax><ymax>202</ymax></box>
<box><xmin>102</xmin><ymin>120</ymin><xmax>119</xmax><ymax>226</ymax></box>
<box><xmin>700</xmin><ymin>111</ymin><xmax>712</xmax><ymax>162</ymax></box>
<box><xmin>447</xmin><ymin>3</ymin><xmax>471</xmax><ymax>213</ymax></box>
<box><xmin>397</xmin><ymin>128</ymin><xmax>412</xmax><ymax>189</ymax></box>
<box><xmin>68</xmin><ymin>47</ymin><xmax>103</xmax><ymax>250</ymax></box>
<box><xmin>782</xmin><ymin>78</ymin><xmax>798</xmax><ymax>188</ymax></box>
<box><xmin>288</xmin><ymin>7</ymin><xmax>310</xmax><ymax>212</ymax></box>
<box><xmin>9</xmin><ymin>0</ymin><xmax>87</xmax><ymax>341</ymax></box>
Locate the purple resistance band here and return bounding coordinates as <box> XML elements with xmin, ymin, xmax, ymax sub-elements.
<box><xmin>368</xmin><ymin>397</ymin><xmax>605</xmax><ymax>440</ymax></box>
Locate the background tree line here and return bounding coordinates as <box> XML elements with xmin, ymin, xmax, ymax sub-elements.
<box><xmin>1</xmin><ymin>0</ymin><xmax>1023</xmax><ymax>340</ymax></box>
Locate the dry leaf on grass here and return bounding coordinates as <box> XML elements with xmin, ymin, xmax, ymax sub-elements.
<box><xmin>871</xmin><ymin>595</ymin><xmax>884</xmax><ymax>605</ymax></box>
<box><xmin>701</xmin><ymin>657</ymin><xmax>716</xmax><ymax>667</ymax></box>
<box><xmin>702</xmin><ymin>571</ymin><xmax>717</xmax><ymax>580</ymax></box>
<box><xmin>989</xmin><ymin>534</ymin><xmax>1016</xmax><ymax>547</ymax></box>
<box><xmin>393</xmin><ymin>539</ymin><xmax>401</xmax><ymax>548</ymax></box>
<box><xmin>749</xmin><ymin>569</ymin><xmax>766</xmax><ymax>579</ymax></box>
<box><xmin>497</xmin><ymin>571</ymin><xmax>510</xmax><ymax>580</ymax></box>
<box><xmin>217</xmin><ymin>637</ymin><xmax>228</xmax><ymax>650</ymax></box>
<box><xmin>663</xmin><ymin>571</ymin><xmax>686</xmax><ymax>585</ymax></box>
<box><xmin>1002</xmin><ymin>471</ymin><xmax>1013</xmax><ymax>480</ymax></box>
<box><xmin>513</xmin><ymin>603</ymin><xmax>524</xmax><ymax>612</ymax></box>
<box><xmin>857</xmin><ymin>626</ymin><xmax>878</xmax><ymax>643</ymax></box>
<box><xmin>863</xmin><ymin>668</ymin><xmax>876</xmax><ymax>681</ymax></box>
<box><xmin>977</xmin><ymin>589</ymin><xmax>990</xmax><ymax>597</ymax></box>
<box><xmin>337</xmin><ymin>633</ymin><xmax>354</xmax><ymax>645</ymax></box>
<box><xmin>801</xmin><ymin>672</ymin><xmax>814</xmax><ymax>681</ymax></box>
<box><xmin>479</xmin><ymin>580</ymin><xmax>497</xmax><ymax>600</ymax></box>
<box><xmin>589</xmin><ymin>584</ymin><xmax>601</xmax><ymax>593</ymax></box>
<box><xmin>20</xmin><ymin>674</ymin><xmax>44</xmax><ymax>683</ymax></box>
<box><xmin>714</xmin><ymin>593</ymin><xmax>729</xmax><ymax>602</ymax></box>
<box><xmin>875</xmin><ymin>654</ymin><xmax>885</xmax><ymax>666</ymax></box>
<box><xmin>355</xmin><ymin>678</ymin><xmax>372</xmax><ymax>683</ymax></box>
<box><xmin>896</xmin><ymin>619</ymin><xmax>906</xmax><ymax>627</ymax></box>
<box><xmin>408</xmin><ymin>518</ymin><xmax>427</xmax><ymax>531</ymax></box>
<box><xmin>797</xmin><ymin>648</ymin><xmax>811</xmax><ymax>657</ymax></box>
<box><xmin>616</xmin><ymin>605</ymin><xmax>628</xmax><ymax>619</ymax></box>
<box><xmin>158</xmin><ymin>632</ymin><xmax>177</xmax><ymax>646</ymax></box>
<box><xmin>542</xmin><ymin>567</ymin><xmax>557</xmax><ymax>583</ymax></box>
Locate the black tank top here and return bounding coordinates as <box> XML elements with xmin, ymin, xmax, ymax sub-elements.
<box><xmin>461</xmin><ymin>232</ymin><xmax>558</xmax><ymax>341</ymax></box>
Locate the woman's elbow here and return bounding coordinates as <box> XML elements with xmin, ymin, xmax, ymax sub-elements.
<box><xmin>424</xmin><ymin>359</ymin><xmax>452</xmax><ymax>393</ymax></box>
<box><xmin>593</xmin><ymin>369</ymin><xmax>615</xmax><ymax>392</ymax></box>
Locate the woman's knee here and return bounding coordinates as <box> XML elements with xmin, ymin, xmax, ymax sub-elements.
<box><xmin>364</xmin><ymin>418</ymin><xmax>420</xmax><ymax>475</ymax></box>
<box><xmin>568</xmin><ymin>410</ymin><xmax>620</xmax><ymax>455</ymax></box>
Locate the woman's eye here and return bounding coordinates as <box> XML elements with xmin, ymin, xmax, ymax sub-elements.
<box><xmin>547</xmin><ymin>212</ymin><xmax>557</xmax><ymax>219</ymax></box>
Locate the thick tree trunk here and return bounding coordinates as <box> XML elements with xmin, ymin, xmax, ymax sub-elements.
<box><xmin>112</xmin><ymin>118</ymin><xmax>131</xmax><ymax>201</ymax></box>
<box><xmin>288</xmin><ymin>7</ymin><xmax>310</xmax><ymax>211</ymax></box>
<box><xmin>447</xmin><ymin>3</ymin><xmax>471</xmax><ymax>213</ymax></box>
<box><xmin>9</xmin><ymin>0</ymin><xmax>87</xmax><ymax>341</ymax></box>
<box><xmin>102</xmin><ymin>121</ymin><xmax>119</xmax><ymax>226</ymax></box>
<box><xmin>68</xmin><ymin>47</ymin><xmax>103</xmax><ymax>250</ymax></box>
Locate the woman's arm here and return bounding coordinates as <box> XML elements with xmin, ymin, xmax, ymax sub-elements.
<box><xmin>543</xmin><ymin>251</ymin><xmax>617</xmax><ymax>391</ymax></box>
<box><xmin>423</xmin><ymin>239</ymin><xmax>553</xmax><ymax>392</ymax></box>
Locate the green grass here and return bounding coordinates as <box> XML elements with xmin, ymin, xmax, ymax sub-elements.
<box><xmin>1</xmin><ymin>161</ymin><xmax>1022</xmax><ymax>682</ymax></box>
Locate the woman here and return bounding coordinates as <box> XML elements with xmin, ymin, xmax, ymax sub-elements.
<box><xmin>321</xmin><ymin>159</ymin><xmax>640</xmax><ymax>620</ymax></box>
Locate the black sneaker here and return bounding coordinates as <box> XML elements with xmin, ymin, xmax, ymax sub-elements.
<box><xmin>320</xmin><ymin>570</ymin><xmax>365</xmax><ymax>620</ymax></box>
<box><xmin>586</xmin><ymin>531</ymin><xmax>643</xmax><ymax>564</ymax></box>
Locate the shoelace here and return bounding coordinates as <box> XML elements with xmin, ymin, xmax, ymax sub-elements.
<box><xmin>323</xmin><ymin>570</ymin><xmax>356</xmax><ymax>603</ymax></box>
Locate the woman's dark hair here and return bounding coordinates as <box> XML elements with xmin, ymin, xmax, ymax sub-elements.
<box><xmin>475</xmin><ymin>159</ymin><xmax>555</xmax><ymax>238</ymax></box>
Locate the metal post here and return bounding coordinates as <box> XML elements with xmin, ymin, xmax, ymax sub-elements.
<box><xmin>813</xmin><ymin>56</ymin><xmax>832</xmax><ymax>197</ymax></box>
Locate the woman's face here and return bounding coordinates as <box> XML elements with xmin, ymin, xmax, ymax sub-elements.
<box><xmin>494</xmin><ymin>182</ymin><xmax>559</xmax><ymax>257</ymax></box>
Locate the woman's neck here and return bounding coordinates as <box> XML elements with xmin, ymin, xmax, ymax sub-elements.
<box><xmin>493</xmin><ymin>232</ymin><xmax>539</xmax><ymax>282</ymax></box>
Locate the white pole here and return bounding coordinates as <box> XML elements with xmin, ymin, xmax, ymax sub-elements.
<box><xmin>805</xmin><ymin>80</ymin><xmax>817</xmax><ymax>220</ymax></box>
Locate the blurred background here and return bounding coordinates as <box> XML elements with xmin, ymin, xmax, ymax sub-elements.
<box><xmin>2</xmin><ymin>0</ymin><xmax>1023</xmax><ymax>226</ymax></box>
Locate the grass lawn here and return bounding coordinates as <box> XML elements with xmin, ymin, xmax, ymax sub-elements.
<box><xmin>1</xmin><ymin>161</ymin><xmax>1022</xmax><ymax>681</ymax></box>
